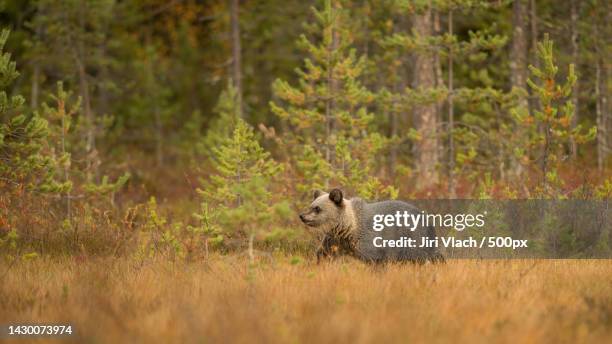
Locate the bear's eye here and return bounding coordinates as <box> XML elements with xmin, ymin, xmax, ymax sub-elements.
<box><xmin>313</xmin><ymin>206</ymin><xmax>321</xmax><ymax>213</ymax></box>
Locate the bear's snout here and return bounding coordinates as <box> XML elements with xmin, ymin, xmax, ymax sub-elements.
<box><xmin>299</xmin><ymin>212</ymin><xmax>313</xmax><ymax>225</ymax></box>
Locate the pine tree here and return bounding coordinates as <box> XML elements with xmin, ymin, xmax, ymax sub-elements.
<box><xmin>42</xmin><ymin>82</ymin><xmax>130</xmax><ymax>214</ymax></box>
<box><xmin>270</xmin><ymin>0</ymin><xmax>397</xmax><ymax>199</ymax></box>
<box><xmin>512</xmin><ymin>34</ymin><xmax>596</xmax><ymax>196</ymax></box>
<box><xmin>41</xmin><ymin>82</ymin><xmax>78</xmax><ymax>217</ymax></box>
<box><xmin>0</xmin><ymin>28</ymin><xmax>66</xmax><ymax>253</ymax></box>
<box><xmin>0</xmin><ymin>29</ymin><xmax>64</xmax><ymax>194</ymax></box>
<box><xmin>443</xmin><ymin>2</ymin><xmax>513</xmax><ymax>193</ymax></box>
<box><xmin>196</xmin><ymin>118</ymin><xmax>282</xmax><ymax>263</ymax></box>
<box><xmin>382</xmin><ymin>0</ymin><xmax>508</xmax><ymax>194</ymax></box>
<box><xmin>27</xmin><ymin>0</ymin><xmax>119</xmax><ymax>180</ymax></box>
<box><xmin>360</xmin><ymin>0</ymin><xmax>405</xmax><ymax>179</ymax></box>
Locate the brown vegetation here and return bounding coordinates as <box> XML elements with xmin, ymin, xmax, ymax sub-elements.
<box><xmin>1</xmin><ymin>257</ymin><xmax>611</xmax><ymax>343</ymax></box>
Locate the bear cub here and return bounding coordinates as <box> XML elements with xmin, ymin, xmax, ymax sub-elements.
<box><xmin>300</xmin><ymin>189</ymin><xmax>444</xmax><ymax>264</ymax></box>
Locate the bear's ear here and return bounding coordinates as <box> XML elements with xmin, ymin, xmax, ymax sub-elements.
<box><xmin>329</xmin><ymin>188</ymin><xmax>343</xmax><ymax>206</ymax></box>
<box><xmin>313</xmin><ymin>190</ymin><xmax>324</xmax><ymax>200</ymax></box>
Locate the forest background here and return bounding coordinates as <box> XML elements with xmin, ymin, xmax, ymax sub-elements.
<box><xmin>0</xmin><ymin>0</ymin><xmax>610</xmax><ymax>259</ymax></box>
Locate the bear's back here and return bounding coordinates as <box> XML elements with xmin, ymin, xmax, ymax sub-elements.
<box><xmin>353</xmin><ymin>199</ymin><xmax>441</xmax><ymax>263</ymax></box>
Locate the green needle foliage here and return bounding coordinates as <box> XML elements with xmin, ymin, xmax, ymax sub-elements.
<box><xmin>270</xmin><ymin>0</ymin><xmax>397</xmax><ymax>199</ymax></box>
<box><xmin>0</xmin><ymin>0</ymin><xmax>608</xmax><ymax>257</ymax></box>
<box><xmin>512</xmin><ymin>34</ymin><xmax>596</xmax><ymax>196</ymax></box>
<box><xmin>43</xmin><ymin>82</ymin><xmax>129</xmax><ymax>212</ymax></box>
<box><xmin>196</xmin><ymin>117</ymin><xmax>283</xmax><ymax>251</ymax></box>
<box><xmin>0</xmin><ymin>29</ymin><xmax>63</xmax><ymax>194</ymax></box>
<box><xmin>380</xmin><ymin>0</ymin><xmax>512</xmax><ymax>188</ymax></box>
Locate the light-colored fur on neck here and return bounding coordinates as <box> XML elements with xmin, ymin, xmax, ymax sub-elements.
<box><xmin>328</xmin><ymin>198</ymin><xmax>357</xmax><ymax>241</ymax></box>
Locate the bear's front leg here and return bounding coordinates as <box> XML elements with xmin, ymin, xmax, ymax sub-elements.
<box><xmin>317</xmin><ymin>234</ymin><xmax>341</xmax><ymax>263</ymax></box>
<box><xmin>317</xmin><ymin>234</ymin><xmax>332</xmax><ymax>263</ymax></box>
<box><xmin>316</xmin><ymin>246</ymin><xmax>327</xmax><ymax>263</ymax></box>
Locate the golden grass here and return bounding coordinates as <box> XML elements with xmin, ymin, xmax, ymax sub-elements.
<box><xmin>1</xmin><ymin>256</ymin><xmax>611</xmax><ymax>343</ymax></box>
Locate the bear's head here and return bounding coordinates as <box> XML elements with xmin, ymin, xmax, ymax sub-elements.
<box><xmin>299</xmin><ymin>188</ymin><xmax>345</xmax><ymax>229</ymax></box>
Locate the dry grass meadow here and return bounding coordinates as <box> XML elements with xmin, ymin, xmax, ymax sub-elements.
<box><xmin>1</xmin><ymin>257</ymin><xmax>611</xmax><ymax>343</ymax></box>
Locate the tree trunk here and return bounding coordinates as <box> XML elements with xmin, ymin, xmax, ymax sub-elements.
<box><xmin>388</xmin><ymin>78</ymin><xmax>405</xmax><ymax>180</ymax></box>
<box><xmin>413</xmin><ymin>1</ymin><xmax>439</xmax><ymax>187</ymax></box>
<box><xmin>98</xmin><ymin>50</ymin><xmax>110</xmax><ymax>117</ymax></box>
<box><xmin>76</xmin><ymin>2</ymin><xmax>96</xmax><ymax>181</ymax></box>
<box><xmin>595</xmin><ymin>56</ymin><xmax>605</xmax><ymax>171</ymax></box>
<box><xmin>324</xmin><ymin>0</ymin><xmax>339</xmax><ymax>188</ymax></box>
<box><xmin>529</xmin><ymin>0</ymin><xmax>539</xmax><ymax>114</ymax></box>
<box><xmin>61</xmin><ymin>109</ymin><xmax>71</xmax><ymax>221</ymax></box>
<box><xmin>31</xmin><ymin>64</ymin><xmax>39</xmax><ymax>109</ymax></box>
<box><xmin>154</xmin><ymin>104</ymin><xmax>164</xmax><ymax>167</ymax></box>
<box><xmin>433</xmin><ymin>11</ymin><xmax>444</xmax><ymax>128</ymax></box>
<box><xmin>97</xmin><ymin>13</ymin><xmax>111</xmax><ymax>119</ymax></box>
<box><xmin>569</xmin><ymin>0</ymin><xmax>580</xmax><ymax>159</ymax></box>
<box><xmin>511</xmin><ymin>0</ymin><xmax>528</xmax><ymax>108</ymax></box>
<box><xmin>77</xmin><ymin>61</ymin><xmax>93</xmax><ymax>151</ymax></box>
<box><xmin>447</xmin><ymin>10</ymin><xmax>456</xmax><ymax>198</ymax></box>
<box><xmin>230</xmin><ymin>0</ymin><xmax>242</xmax><ymax>118</ymax></box>
<box><xmin>30</xmin><ymin>1</ymin><xmax>43</xmax><ymax>109</ymax></box>
<box><xmin>510</xmin><ymin>0</ymin><xmax>528</xmax><ymax>179</ymax></box>
<box><xmin>76</xmin><ymin>57</ymin><xmax>95</xmax><ymax>179</ymax></box>
<box><xmin>389</xmin><ymin>89</ymin><xmax>398</xmax><ymax>178</ymax></box>
<box><xmin>594</xmin><ymin>15</ymin><xmax>609</xmax><ymax>172</ymax></box>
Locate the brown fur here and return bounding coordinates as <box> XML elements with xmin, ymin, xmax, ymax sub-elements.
<box><xmin>300</xmin><ymin>189</ymin><xmax>358</xmax><ymax>261</ymax></box>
